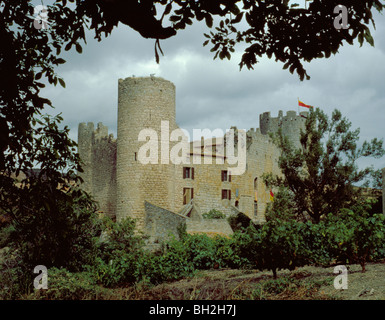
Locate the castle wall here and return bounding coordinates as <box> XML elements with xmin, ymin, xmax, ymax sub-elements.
<box><xmin>144</xmin><ymin>201</ymin><xmax>186</xmax><ymax>242</ymax></box>
<box><xmin>186</xmin><ymin>218</ymin><xmax>234</xmax><ymax>237</ymax></box>
<box><xmin>78</xmin><ymin>76</ymin><xmax>309</xmax><ymax>238</ymax></box>
<box><xmin>172</xmin><ymin>128</ymin><xmax>281</xmax><ymax>224</ymax></box>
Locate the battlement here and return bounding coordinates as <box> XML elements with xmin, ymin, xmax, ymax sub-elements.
<box><xmin>259</xmin><ymin>110</ymin><xmax>308</xmax><ymax>149</ymax></box>
<box><xmin>78</xmin><ymin>122</ymin><xmax>115</xmax><ymax>144</ymax></box>
<box><xmin>259</xmin><ymin>110</ymin><xmax>308</xmax><ymax>135</ymax></box>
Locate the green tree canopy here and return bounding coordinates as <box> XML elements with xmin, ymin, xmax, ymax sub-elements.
<box><xmin>265</xmin><ymin>108</ymin><xmax>384</xmax><ymax>223</ymax></box>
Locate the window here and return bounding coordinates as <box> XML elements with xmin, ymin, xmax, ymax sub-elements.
<box><xmin>183</xmin><ymin>167</ymin><xmax>194</xmax><ymax>179</ymax></box>
<box><xmin>221</xmin><ymin>189</ymin><xmax>231</xmax><ymax>200</ymax></box>
<box><xmin>221</xmin><ymin>170</ymin><xmax>231</xmax><ymax>182</ymax></box>
<box><xmin>183</xmin><ymin>188</ymin><xmax>194</xmax><ymax>205</ymax></box>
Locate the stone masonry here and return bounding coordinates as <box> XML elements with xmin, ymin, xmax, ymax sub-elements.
<box><xmin>78</xmin><ymin>76</ymin><xmax>307</xmax><ymax>239</ymax></box>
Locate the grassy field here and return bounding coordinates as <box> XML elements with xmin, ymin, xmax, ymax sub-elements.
<box><xmin>73</xmin><ymin>261</ymin><xmax>385</xmax><ymax>300</ymax></box>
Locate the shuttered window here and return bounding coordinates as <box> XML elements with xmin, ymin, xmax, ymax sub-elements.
<box><xmin>221</xmin><ymin>189</ymin><xmax>231</xmax><ymax>200</ymax></box>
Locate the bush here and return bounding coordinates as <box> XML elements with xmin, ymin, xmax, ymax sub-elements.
<box><xmin>6</xmin><ymin>187</ymin><xmax>100</xmax><ymax>273</ymax></box>
<box><xmin>257</xmin><ymin>219</ymin><xmax>309</xmax><ymax>278</ymax></box>
<box><xmin>228</xmin><ymin>212</ymin><xmax>252</xmax><ymax>232</ymax></box>
<box><xmin>0</xmin><ymin>251</ymin><xmax>30</xmax><ymax>300</ymax></box>
<box><xmin>202</xmin><ymin>209</ymin><xmax>226</xmax><ymax>219</ymax></box>
<box><xmin>322</xmin><ymin>203</ymin><xmax>385</xmax><ymax>272</ymax></box>
<box><xmin>29</xmin><ymin>268</ymin><xmax>101</xmax><ymax>300</ymax></box>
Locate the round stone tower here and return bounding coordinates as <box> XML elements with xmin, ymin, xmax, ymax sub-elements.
<box><xmin>116</xmin><ymin>76</ymin><xmax>178</xmax><ymax>230</ymax></box>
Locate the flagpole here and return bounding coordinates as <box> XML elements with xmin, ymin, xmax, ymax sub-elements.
<box><xmin>297</xmin><ymin>97</ymin><xmax>300</xmax><ymax>115</ymax></box>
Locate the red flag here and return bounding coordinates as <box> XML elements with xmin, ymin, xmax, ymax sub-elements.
<box><xmin>298</xmin><ymin>99</ymin><xmax>313</xmax><ymax>108</ymax></box>
<box><xmin>270</xmin><ymin>189</ymin><xmax>274</xmax><ymax>201</ymax></box>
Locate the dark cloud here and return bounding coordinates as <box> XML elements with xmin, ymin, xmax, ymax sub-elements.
<box><xmin>41</xmin><ymin>10</ymin><xmax>385</xmax><ymax>170</ymax></box>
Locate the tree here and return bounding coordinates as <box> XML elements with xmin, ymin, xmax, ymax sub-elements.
<box><xmin>266</xmin><ymin>107</ymin><xmax>384</xmax><ymax>223</ymax></box>
<box><xmin>323</xmin><ymin>201</ymin><xmax>385</xmax><ymax>272</ymax></box>
<box><xmin>81</xmin><ymin>0</ymin><xmax>385</xmax><ymax>80</ymax></box>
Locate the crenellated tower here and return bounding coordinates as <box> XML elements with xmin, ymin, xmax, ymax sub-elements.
<box><xmin>78</xmin><ymin>122</ymin><xmax>117</xmax><ymax>217</ymax></box>
<box><xmin>259</xmin><ymin>110</ymin><xmax>308</xmax><ymax>149</ymax></box>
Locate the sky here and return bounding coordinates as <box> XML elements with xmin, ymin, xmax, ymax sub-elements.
<box><xmin>40</xmin><ymin>4</ymin><xmax>385</xmax><ymax>171</ymax></box>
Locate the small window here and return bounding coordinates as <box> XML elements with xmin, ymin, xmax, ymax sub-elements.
<box><xmin>221</xmin><ymin>170</ymin><xmax>231</xmax><ymax>182</ymax></box>
<box><xmin>183</xmin><ymin>167</ymin><xmax>194</xmax><ymax>179</ymax></box>
<box><xmin>221</xmin><ymin>189</ymin><xmax>231</xmax><ymax>200</ymax></box>
<box><xmin>134</xmin><ymin>152</ymin><xmax>137</xmax><ymax>161</ymax></box>
<box><xmin>183</xmin><ymin>188</ymin><xmax>194</xmax><ymax>205</ymax></box>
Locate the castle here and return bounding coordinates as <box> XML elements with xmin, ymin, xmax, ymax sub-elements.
<box><xmin>78</xmin><ymin>76</ymin><xmax>308</xmax><ymax>241</ymax></box>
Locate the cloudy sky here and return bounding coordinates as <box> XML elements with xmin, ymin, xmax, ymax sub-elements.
<box><xmin>40</xmin><ymin>4</ymin><xmax>385</xmax><ymax>171</ymax></box>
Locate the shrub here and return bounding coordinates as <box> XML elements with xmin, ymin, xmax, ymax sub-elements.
<box><xmin>323</xmin><ymin>203</ymin><xmax>385</xmax><ymax>272</ymax></box>
<box><xmin>158</xmin><ymin>236</ymin><xmax>196</xmax><ymax>281</ymax></box>
<box><xmin>202</xmin><ymin>209</ymin><xmax>226</xmax><ymax>219</ymax></box>
<box><xmin>228</xmin><ymin>212</ymin><xmax>252</xmax><ymax>232</ymax></box>
<box><xmin>257</xmin><ymin>219</ymin><xmax>309</xmax><ymax>278</ymax></box>
<box><xmin>29</xmin><ymin>268</ymin><xmax>101</xmax><ymax>300</ymax></box>
<box><xmin>6</xmin><ymin>188</ymin><xmax>100</xmax><ymax>273</ymax></box>
<box><xmin>0</xmin><ymin>251</ymin><xmax>30</xmax><ymax>300</ymax></box>
<box><xmin>231</xmin><ymin>219</ymin><xmax>310</xmax><ymax>278</ymax></box>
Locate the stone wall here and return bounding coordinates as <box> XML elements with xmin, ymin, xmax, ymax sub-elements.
<box><xmin>145</xmin><ymin>201</ymin><xmax>186</xmax><ymax>242</ymax></box>
<box><xmin>186</xmin><ymin>218</ymin><xmax>234</xmax><ymax>237</ymax></box>
<box><xmin>78</xmin><ymin>122</ymin><xmax>117</xmax><ymax>217</ymax></box>
<box><xmin>78</xmin><ymin>76</ymin><xmax>308</xmax><ymax>239</ymax></box>
<box><xmin>117</xmin><ymin>76</ymin><xmax>180</xmax><ymax>230</ymax></box>
<box><xmin>259</xmin><ymin>110</ymin><xmax>307</xmax><ymax>149</ymax></box>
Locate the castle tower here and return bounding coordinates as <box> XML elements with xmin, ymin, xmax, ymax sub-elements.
<box><xmin>78</xmin><ymin>122</ymin><xmax>117</xmax><ymax>217</ymax></box>
<box><xmin>78</xmin><ymin>122</ymin><xmax>94</xmax><ymax>194</ymax></box>
<box><xmin>116</xmin><ymin>76</ymin><xmax>179</xmax><ymax>230</ymax></box>
<box><xmin>259</xmin><ymin>110</ymin><xmax>307</xmax><ymax>149</ymax></box>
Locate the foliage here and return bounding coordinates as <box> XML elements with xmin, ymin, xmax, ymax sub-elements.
<box><xmin>267</xmin><ymin>108</ymin><xmax>384</xmax><ymax>223</ymax></box>
<box><xmin>257</xmin><ymin>219</ymin><xmax>310</xmax><ymax>278</ymax></box>
<box><xmin>29</xmin><ymin>267</ymin><xmax>100</xmax><ymax>300</ymax></box>
<box><xmin>79</xmin><ymin>0</ymin><xmax>384</xmax><ymax>80</ymax></box>
<box><xmin>1</xmin><ymin>1</ymin><xmax>88</xmax><ymax>175</ymax></box>
<box><xmin>202</xmin><ymin>209</ymin><xmax>226</xmax><ymax>219</ymax></box>
<box><xmin>322</xmin><ymin>201</ymin><xmax>385</xmax><ymax>272</ymax></box>
<box><xmin>0</xmin><ymin>249</ymin><xmax>31</xmax><ymax>300</ymax></box>
<box><xmin>2</xmin><ymin>174</ymin><xmax>100</xmax><ymax>274</ymax></box>
<box><xmin>264</xmin><ymin>186</ymin><xmax>299</xmax><ymax>222</ymax></box>
<box><xmin>90</xmin><ymin>216</ymin><xmax>147</xmax><ymax>287</ymax></box>
<box><xmin>228</xmin><ymin>211</ymin><xmax>252</xmax><ymax>232</ymax></box>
